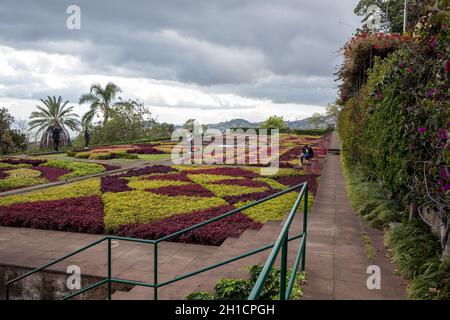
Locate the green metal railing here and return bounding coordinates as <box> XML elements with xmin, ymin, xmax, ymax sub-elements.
<box><xmin>5</xmin><ymin>182</ymin><xmax>308</xmax><ymax>301</ymax></box>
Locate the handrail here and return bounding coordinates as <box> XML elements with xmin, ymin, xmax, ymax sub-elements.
<box><xmin>248</xmin><ymin>183</ymin><xmax>308</xmax><ymax>300</ymax></box>
<box><xmin>5</xmin><ymin>182</ymin><xmax>308</xmax><ymax>301</ymax></box>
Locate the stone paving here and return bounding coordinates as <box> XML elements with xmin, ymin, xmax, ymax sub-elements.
<box><xmin>0</xmin><ymin>132</ymin><xmax>407</xmax><ymax>300</ymax></box>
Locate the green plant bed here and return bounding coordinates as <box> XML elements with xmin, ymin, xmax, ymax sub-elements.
<box><xmin>138</xmin><ymin>154</ymin><xmax>172</xmax><ymax>161</ymax></box>
<box><xmin>186</xmin><ymin>265</ymin><xmax>306</xmax><ymax>300</ymax></box>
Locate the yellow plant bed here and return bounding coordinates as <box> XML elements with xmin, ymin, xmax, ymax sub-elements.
<box><xmin>103</xmin><ymin>191</ymin><xmax>227</xmax><ymax>231</ymax></box>
<box><xmin>236</xmin><ymin>193</ymin><xmax>314</xmax><ymax>223</ymax></box>
<box><xmin>0</xmin><ymin>178</ymin><xmax>101</xmax><ymax>206</ymax></box>
<box><xmin>203</xmin><ymin>184</ymin><xmax>269</xmax><ymax>197</ymax></box>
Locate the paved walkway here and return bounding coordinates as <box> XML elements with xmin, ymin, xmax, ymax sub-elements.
<box><xmin>302</xmin><ymin>132</ymin><xmax>406</xmax><ymax>299</ymax></box>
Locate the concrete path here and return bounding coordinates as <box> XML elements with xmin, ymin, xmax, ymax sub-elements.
<box><xmin>302</xmin><ymin>132</ymin><xmax>407</xmax><ymax>299</ymax></box>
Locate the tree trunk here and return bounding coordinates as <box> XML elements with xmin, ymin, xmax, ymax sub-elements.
<box><xmin>409</xmin><ymin>202</ymin><xmax>418</xmax><ymax>221</ymax></box>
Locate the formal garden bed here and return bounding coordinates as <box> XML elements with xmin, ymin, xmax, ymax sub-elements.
<box><xmin>0</xmin><ymin>164</ymin><xmax>317</xmax><ymax>246</ymax></box>
<box><xmin>0</xmin><ymin>158</ymin><xmax>120</xmax><ymax>192</ymax></box>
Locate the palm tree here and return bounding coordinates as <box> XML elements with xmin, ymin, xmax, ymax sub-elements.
<box><xmin>29</xmin><ymin>96</ymin><xmax>80</xmax><ymax>149</ymax></box>
<box><xmin>79</xmin><ymin>82</ymin><xmax>122</xmax><ymax>126</ymax></box>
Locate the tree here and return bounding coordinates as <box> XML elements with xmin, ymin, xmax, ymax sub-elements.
<box><xmin>79</xmin><ymin>82</ymin><xmax>123</xmax><ymax>126</ymax></box>
<box><xmin>0</xmin><ymin>108</ymin><xmax>27</xmax><ymax>155</ymax></box>
<box><xmin>89</xmin><ymin>99</ymin><xmax>152</xmax><ymax>144</ymax></box>
<box><xmin>260</xmin><ymin>115</ymin><xmax>288</xmax><ymax>130</ymax></box>
<box><xmin>183</xmin><ymin>119</ymin><xmax>207</xmax><ymax>134</ymax></box>
<box><xmin>308</xmin><ymin>104</ymin><xmax>342</xmax><ymax>129</ymax></box>
<box><xmin>28</xmin><ymin>96</ymin><xmax>80</xmax><ymax>149</ymax></box>
<box><xmin>354</xmin><ymin>0</ymin><xmax>427</xmax><ymax>33</ymax></box>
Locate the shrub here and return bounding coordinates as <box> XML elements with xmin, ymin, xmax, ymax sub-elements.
<box><xmin>224</xmin><ymin>189</ymin><xmax>280</xmax><ymax>205</ymax></box>
<box><xmin>386</xmin><ymin>222</ymin><xmax>441</xmax><ymax>280</ymax></box>
<box><xmin>119</xmin><ymin>165</ymin><xmax>175</xmax><ymax>177</ymax></box>
<box><xmin>0</xmin><ymin>168</ymin><xmax>48</xmax><ymax>192</ymax></box>
<box><xmin>210</xmin><ymin>179</ymin><xmax>270</xmax><ymax>188</ymax></box>
<box><xmin>0</xmin><ymin>196</ymin><xmax>104</xmax><ymax>234</ymax></box>
<box><xmin>409</xmin><ymin>259</ymin><xmax>450</xmax><ymax>300</ymax></box>
<box><xmin>187</xmin><ymin>265</ymin><xmax>305</xmax><ymax>300</ymax></box>
<box><xmin>202</xmin><ymin>184</ymin><xmax>269</xmax><ymax>198</ymax></box>
<box><xmin>0</xmin><ymin>159</ymin><xmax>46</xmax><ymax>166</ymax></box>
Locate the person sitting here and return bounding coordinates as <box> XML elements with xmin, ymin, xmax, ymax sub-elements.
<box><xmin>300</xmin><ymin>145</ymin><xmax>314</xmax><ymax>164</ymax></box>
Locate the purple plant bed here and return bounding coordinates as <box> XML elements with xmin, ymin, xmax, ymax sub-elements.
<box><xmin>276</xmin><ymin>175</ymin><xmax>319</xmax><ymax>194</ymax></box>
<box><xmin>119</xmin><ymin>165</ymin><xmax>176</xmax><ymax>178</ymax></box>
<box><xmin>0</xmin><ymin>159</ymin><xmax>46</xmax><ymax>166</ymax></box>
<box><xmin>117</xmin><ymin>205</ymin><xmax>262</xmax><ymax>246</ymax></box>
<box><xmin>101</xmin><ymin>176</ymin><xmax>133</xmax><ymax>193</ymax></box>
<box><xmin>146</xmin><ymin>184</ymin><xmax>216</xmax><ymax>197</ymax></box>
<box><xmin>182</xmin><ymin>167</ymin><xmax>257</xmax><ymax>178</ymax></box>
<box><xmin>33</xmin><ymin>166</ymin><xmax>71</xmax><ymax>182</ymax></box>
<box><xmin>146</xmin><ymin>173</ymin><xmax>192</xmax><ymax>182</ymax></box>
<box><xmin>224</xmin><ymin>189</ymin><xmax>280</xmax><ymax>205</ymax></box>
<box><xmin>210</xmin><ymin>178</ymin><xmax>270</xmax><ymax>188</ymax></box>
<box><xmin>0</xmin><ymin>196</ymin><xmax>104</xmax><ymax>234</ymax></box>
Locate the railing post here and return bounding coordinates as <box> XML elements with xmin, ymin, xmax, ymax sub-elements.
<box><xmin>280</xmin><ymin>234</ymin><xmax>288</xmax><ymax>300</ymax></box>
<box><xmin>107</xmin><ymin>238</ymin><xmax>112</xmax><ymax>300</ymax></box>
<box><xmin>301</xmin><ymin>187</ymin><xmax>308</xmax><ymax>272</ymax></box>
<box><xmin>154</xmin><ymin>242</ymin><xmax>158</xmax><ymax>300</ymax></box>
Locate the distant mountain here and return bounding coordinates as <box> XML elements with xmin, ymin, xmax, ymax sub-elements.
<box><xmin>206</xmin><ymin>118</ymin><xmax>316</xmax><ymax>131</ymax></box>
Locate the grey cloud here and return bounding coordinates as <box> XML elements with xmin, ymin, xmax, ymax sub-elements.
<box><xmin>0</xmin><ymin>0</ymin><xmax>360</xmax><ymax>105</ymax></box>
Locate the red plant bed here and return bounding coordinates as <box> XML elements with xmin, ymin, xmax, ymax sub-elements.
<box><xmin>0</xmin><ymin>170</ymin><xmax>8</xmax><ymax>180</ymax></box>
<box><xmin>280</xmin><ymin>147</ymin><xmax>301</xmax><ymax>162</ymax></box>
<box><xmin>210</xmin><ymin>178</ymin><xmax>270</xmax><ymax>188</ymax></box>
<box><xmin>127</xmin><ymin>146</ymin><xmax>165</xmax><ymax>154</ymax></box>
<box><xmin>117</xmin><ymin>205</ymin><xmax>262</xmax><ymax>246</ymax></box>
<box><xmin>224</xmin><ymin>189</ymin><xmax>280</xmax><ymax>205</ymax></box>
<box><xmin>33</xmin><ymin>166</ymin><xmax>71</xmax><ymax>182</ymax></box>
<box><xmin>101</xmin><ymin>176</ymin><xmax>133</xmax><ymax>193</ymax></box>
<box><xmin>276</xmin><ymin>175</ymin><xmax>319</xmax><ymax>194</ymax></box>
<box><xmin>100</xmin><ymin>164</ymin><xmax>121</xmax><ymax>171</ymax></box>
<box><xmin>119</xmin><ymin>165</ymin><xmax>176</xmax><ymax>177</ymax></box>
<box><xmin>146</xmin><ymin>173</ymin><xmax>192</xmax><ymax>182</ymax></box>
<box><xmin>182</xmin><ymin>167</ymin><xmax>257</xmax><ymax>178</ymax></box>
<box><xmin>0</xmin><ymin>159</ymin><xmax>46</xmax><ymax>166</ymax></box>
<box><xmin>0</xmin><ymin>196</ymin><xmax>104</xmax><ymax>233</ymax></box>
<box><xmin>146</xmin><ymin>184</ymin><xmax>216</xmax><ymax>197</ymax></box>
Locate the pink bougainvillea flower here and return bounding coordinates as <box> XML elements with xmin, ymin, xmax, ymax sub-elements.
<box><xmin>426</xmin><ymin>88</ymin><xmax>437</xmax><ymax>98</ymax></box>
<box><xmin>418</xmin><ymin>127</ymin><xmax>427</xmax><ymax>134</ymax></box>
<box><xmin>439</xmin><ymin>129</ymin><xmax>448</xmax><ymax>141</ymax></box>
<box><xmin>407</xmin><ymin>66</ymin><xmax>414</xmax><ymax>73</ymax></box>
<box><xmin>399</xmin><ymin>61</ymin><xmax>405</xmax><ymax>68</ymax></box>
<box><xmin>430</xmin><ymin>36</ymin><xmax>437</xmax><ymax>48</ymax></box>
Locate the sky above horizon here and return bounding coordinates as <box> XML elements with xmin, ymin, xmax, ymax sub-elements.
<box><xmin>0</xmin><ymin>0</ymin><xmax>361</xmax><ymax>125</ymax></box>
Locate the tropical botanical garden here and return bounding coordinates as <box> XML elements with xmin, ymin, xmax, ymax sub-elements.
<box><xmin>0</xmin><ymin>0</ymin><xmax>448</xmax><ymax>304</ymax></box>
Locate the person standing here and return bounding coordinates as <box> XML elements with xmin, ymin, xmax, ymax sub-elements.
<box><xmin>84</xmin><ymin>128</ymin><xmax>91</xmax><ymax>148</ymax></box>
<box><xmin>52</xmin><ymin>126</ymin><xmax>61</xmax><ymax>152</ymax></box>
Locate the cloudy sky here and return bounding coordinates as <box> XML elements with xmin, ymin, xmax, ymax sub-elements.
<box><xmin>0</xmin><ymin>0</ymin><xmax>361</xmax><ymax>125</ymax></box>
